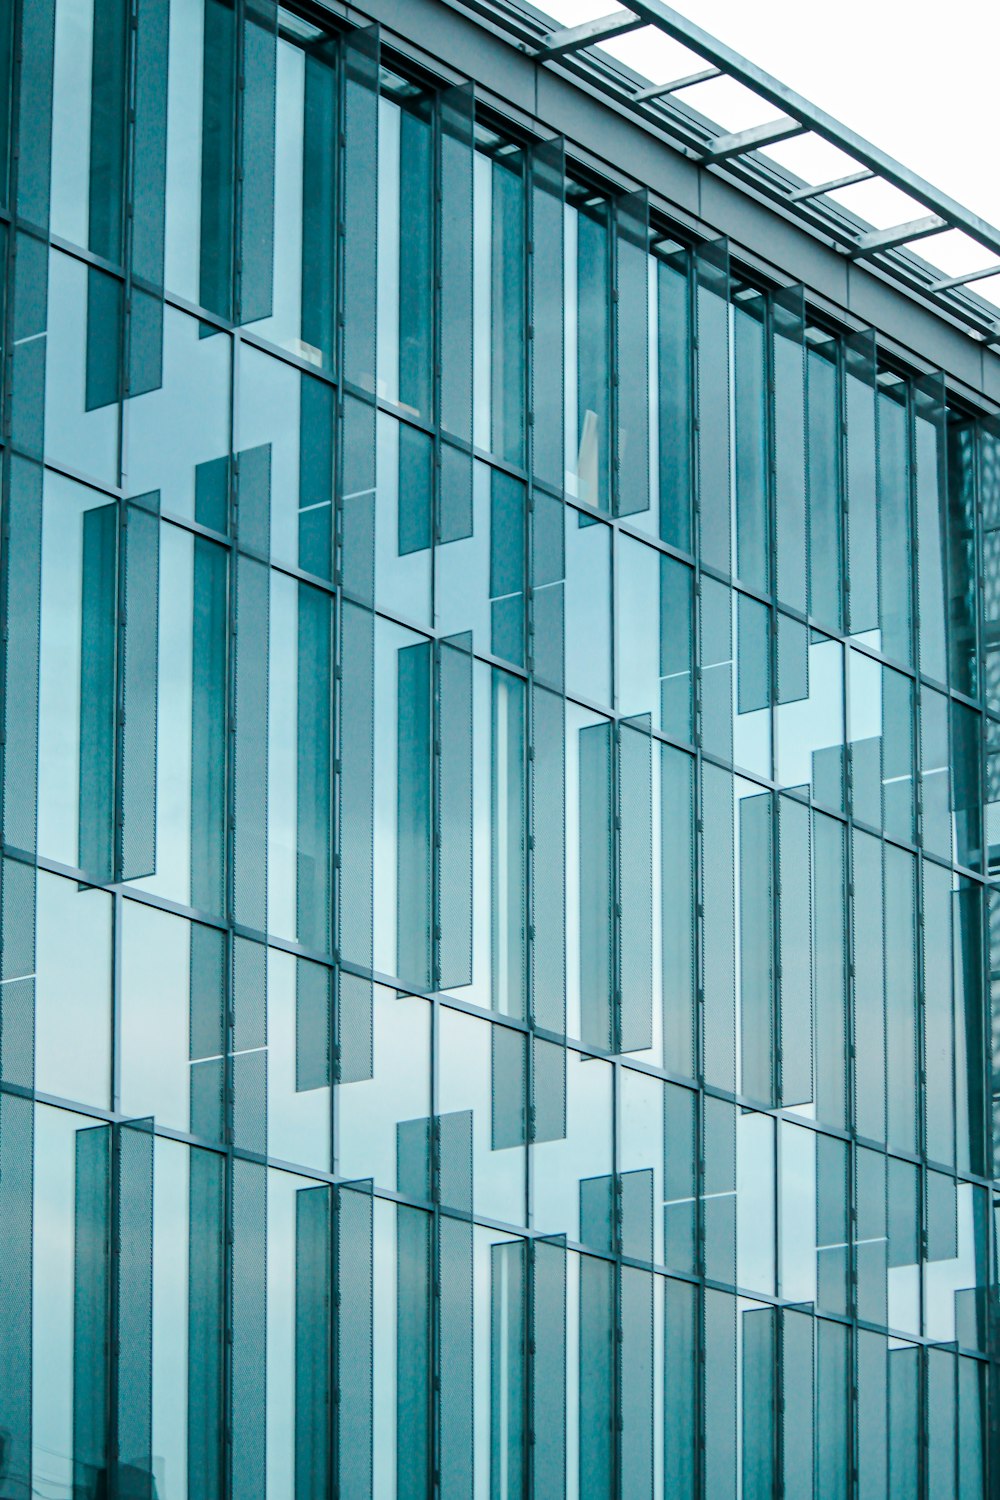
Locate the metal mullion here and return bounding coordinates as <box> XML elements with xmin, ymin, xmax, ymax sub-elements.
<box><xmin>687</xmin><ymin>230</ymin><xmax>708</xmax><ymax>1500</ymax></box>
<box><xmin>232</xmin><ymin>0</ymin><xmax>247</xmax><ymax>329</ymax></box>
<box><xmin>221</xmin><ymin>239</ymin><xmax>240</xmax><ymax>1500</ymax></box>
<box><xmin>107</xmin><ymin>1117</ymin><xmax>123</xmax><ymax>1500</ymax></box>
<box><xmin>430</xmin><ymin>83</ymin><xmax>445</xmax><ymax>1468</ymax></box>
<box><xmin>838</xmin><ymin>326</ymin><xmax>861</xmax><ymax>1489</ymax></box>
<box><xmin>766</xmin><ymin>291</ymin><xmax>781</xmax><ymax>1111</ymax></box>
<box><xmin>523</xmin><ymin>137</ymin><xmax>538</xmax><ymax>1278</ymax></box>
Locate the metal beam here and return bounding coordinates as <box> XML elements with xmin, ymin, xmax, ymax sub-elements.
<box><xmin>850</xmin><ymin>215</ymin><xmax>947</xmax><ymax>258</ymax></box>
<box><xmin>625</xmin><ymin>0</ymin><xmax>1000</xmax><ymax>260</ymax></box>
<box><xmin>929</xmin><ymin>263</ymin><xmax>1000</xmax><ymax>293</ymax></box>
<box><xmin>787</xmin><ymin>169</ymin><xmax>875</xmax><ymax>202</ymax></box>
<box><xmin>704</xmin><ymin>115</ymin><xmax>805</xmax><ymax>162</ymax></box>
<box><xmin>536</xmin><ymin>10</ymin><xmax>643</xmax><ymax>60</ymax></box>
<box><xmin>633</xmin><ymin>65</ymin><xmax>721</xmax><ymax>102</ymax></box>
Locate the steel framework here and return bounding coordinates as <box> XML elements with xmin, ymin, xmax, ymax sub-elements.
<box><xmin>441</xmin><ymin>0</ymin><xmax>1000</xmax><ymax>347</ymax></box>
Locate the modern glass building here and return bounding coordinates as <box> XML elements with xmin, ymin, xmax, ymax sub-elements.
<box><xmin>1</xmin><ymin>0</ymin><xmax>999</xmax><ymax>1493</ymax></box>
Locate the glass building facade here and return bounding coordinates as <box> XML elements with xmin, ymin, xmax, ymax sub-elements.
<box><xmin>0</xmin><ymin>0</ymin><xmax>997</xmax><ymax>1495</ymax></box>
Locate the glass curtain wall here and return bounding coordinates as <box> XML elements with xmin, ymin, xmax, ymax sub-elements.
<box><xmin>0</xmin><ymin>1</ymin><xmax>995</xmax><ymax>1496</ymax></box>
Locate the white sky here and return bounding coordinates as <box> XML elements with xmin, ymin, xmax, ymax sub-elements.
<box><xmin>544</xmin><ymin>0</ymin><xmax>1000</xmax><ymax>303</ymax></box>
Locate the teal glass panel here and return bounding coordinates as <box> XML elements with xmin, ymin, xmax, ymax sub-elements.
<box><xmin>16</xmin><ymin>0</ymin><xmax>56</xmax><ymax>227</ymax></box>
<box><xmin>702</xmin><ymin>761</ymin><xmax>736</xmax><ymax>1091</ymax></box>
<box><xmin>741</xmin><ymin>1306</ymin><xmax>776</xmax><ymax>1500</ymax></box>
<box><xmin>577</xmin><ymin>718</ymin><xmax>613</xmax><ymax>1052</ymax></box>
<box><xmin>663</xmin><ymin>1083</ymin><xmax>696</xmax><ymax>1269</ymax></box>
<box><xmin>574</xmin><ymin>196</ymin><xmax>611</xmax><ymax>512</ymax></box>
<box><xmin>927</xmin><ymin>1346</ymin><xmax>956</xmax><ymax>1500</ymax></box>
<box><xmin>491</xmin><ymin>669</ymin><xmax>527</xmax><ymax>1020</ymax></box>
<box><xmin>530</xmin><ymin>137</ymin><xmax>564</xmax><ymax>493</ymax></box>
<box><xmin>190</xmin><ymin>924</ymin><xmax>227</xmax><ymax>1145</ymax></box>
<box><xmin>921</xmin><ymin>684</ymin><xmax>952</xmax><ymax>859</ymax></box>
<box><xmin>888</xmin><ymin>1343</ymin><xmax>919</xmax><ymax>1500</ymax></box>
<box><xmin>73</xmin><ymin>1124</ymin><xmax>111</xmax><ymax>1499</ymax></box>
<box><xmin>778</xmin><ymin>793</ymin><xmax>812</xmax><ymax>1108</ymax></box>
<box><xmin>660</xmin><ymin>554</ymin><xmax>694</xmax><ymax>740</ymax></box>
<box><xmin>663</xmin><ymin>1278</ymin><xmax>696</xmax><ymax>1500</ymax></box>
<box><xmin>614</xmin><ymin>189</ymin><xmax>649</xmax><ymax>519</ymax></box>
<box><xmin>530</xmin><ymin>684</ymin><xmax>565</xmax><ymax>1037</ymax></box>
<box><xmin>618</xmin><ymin>717</ymin><xmax>653</xmax><ymax>1053</ymax></box>
<box><xmin>0</xmin><ymin>1092</ymin><xmax>33</xmax><ymax>1485</ymax></box>
<box><xmin>816</xmin><ymin>1133</ymin><xmax>849</xmax><ymax>1317</ymax></box>
<box><xmin>703</xmin><ymin>1289</ymin><xmax>737</xmax><ymax>1500</ymax></box>
<box><xmin>439</xmin><ymin>84</ymin><xmax>474</xmax><ymax>547</ymax></box>
<box><xmin>806</xmin><ymin>338</ymin><xmax>842</xmax><ymax>632</ymax></box>
<box><xmin>694</xmin><ymin>238</ymin><xmax>730</xmax><ymax>574</ymax></box>
<box><xmin>10</xmin><ymin>231</ymin><xmax>48</xmax><ymax>458</ymax></box>
<box><xmin>295</xmin><ymin>582</ymin><xmax>332</xmax><ymax>954</ymax></box>
<box><xmin>773</xmin><ymin>285</ymin><xmax>807</xmax><ymax>612</ymax></box>
<box><xmin>948</xmin><ymin>419</ymin><xmax>979</xmax><ymax>697</ymax></box>
<box><xmin>294</xmin><ymin>956</ymin><xmax>331</xmax><ymax>1095</ymax></box>
<box><xmin>395</xmin><ymin>94</ymin><xmax>433</xmax><ymax>419</ymax></box>
<box><xmin>979</xmin><ymin>421</ymin><xmax>1000</xmax><ymax>713</ymax></box>
<box><xmin>957</xmin><ymin>1356</ymin><xmax>986</xmax><ymax>1498</ymax></box>
<box><xmin>0</xmin><ymin>1</ymin><xmax>14</xmax><ymax>210</ymax></box>
<box><xmin>490</xmin><ymin>149</ymin><xmax>526</xmax><ymax>467</ymax></box>
<box><xmin>438</xmin><ymin>1208</ymin><xmax>474</xmax><ymax>1500</ymax></box>
<box><xmin>231</xmin><ymin>1159</ymin><xmax>267</xmax><ymax>1500</ymax></box>
<box><xmin>954</xmin><ymin>877</ymin><xmax>987</xmax><ymax>1178</ymax></box>
<box><xmin>77</xmin><ymin>501</ymin><xmax>117</xmax><ymax>881</ymax></box>
<box><xmin>337</xmin><ymin>1183</ymin><xmax>374</xmax><ymax>1497</ymax></box>
<box><xmin>118</xmin><ymin>500</ymin><xmax>160</xmax><ymax>881</ymax></box>
<box><xmin>877</xmin><ymin>381</ymin><xmax>913</xmax><ymax>665</ymax></box>
<box><xmin>337</xmin><ymin>590</ymin><xmax>375</xmax><ymax>1082</ymax></box>
<box><xmin>913</xmin><ymin>372</ymin><xmax>950</xmax><ymax>684</ymax></box>
<box><xmin>239</xmin><ymin>0</ymin><xmax>277</xmax><ymax>326</ymax></box>
<box><xmin>199</xmin><ymin>0</ymin><xmax>237</xmax><ymax>321</ymax></box>
<box><xmin>491</xmin><ymin>1024</ymin><xmax>526</xmax><ymax>1150</ymax></box>
<box><xmin>232</xmin><ymin>555</ymin><xmax>269</xmax><ymax>931</ymax></box>
<box><xmin>295</xmin><ymin>1185</ymin><xmax>331</xmax><ymax>1500</ymax></box>
<box><xmin>844</xmin><ymin>328</ymin><xmax>878</xmax><ymax>637</ymax></box>
<box><xmin>190</xmin><ymin>537</ymin><xmax>229</xmax><ymax>918</ymax></box>
<box><xmin>703</xmin><ymin>1095</ymin><xmax>736</xmax><ymax>1284</ymax></box>
<box><xmin>490</xmin><ymin>1240</ymin><xmax>526</xmax><ymax>1499</ymax></box>
<box><xmin>700</xmin><ymin>575</ymin><xmax>733</xmax><ymax>761</ymax></box>
<box><xmin>657</xmin><ymin>247</ymin><xmax>693</xmax><ymax>553</ymax></box>
<box><xmin>129</xmin><ymin>0</ymin><xmax>170</xmax><ymax>394</ymax></box>
<box><xmin>781</xmin><ymin>1309</ymin><xmax>814</xmax><ymax>1500</ymax></box>
<box><xmin>857</xmin><ymin>1330</ymin><xmax>888</xmax><ymax>1499</ymax></box>
<box><xmin>438</xmin><ymin>633</ymin><xmax>474</xmax><ymax>990</ymax></box>
<box><xmin>299</xmin><ymin>375</ymin><xmax>338</xmax><ymax>579</ymax></box>
<box><xmin>116</xmin><ymin>1120</ymin><xmax>155</xmax><ymax>1500</ymax></box>
<box><xmin>884</xmin><ymin>844</ymin><xmax>918</xmax><ymax>1155</ymax></box>
<box><xmin>88</xmin><ymin>0</ymin><xmax>127</xmax><ymax>265</ymax></box>
<box><xmin>488</xmin><ymin>469</ymin><xmax>526</xmax><ymax>667</ymax></box>
<box><xmin>816</xmin><ymin>1319</ymin><xmax>849</xmax><ymax>1500</ymax></box>
<box><xmin>923</xmin><ymin>859</ymin><xmax>956</xmax><ymax>1167</ymax></box>
<box><xmin>578</xmin><ymin>1248</ymin><xmax>614</xmax><ymax>1500</ymax></box>
<box><xmin>952</xmin><ymin>699</ymin><xmax>983</xmax><ymax>871</ymax></box>
<box><xmin>342</xmin><ymin>24</ymin><xmax>379</xmax><ymax>392</ymax></box>
<box><xmin>300</xmin><ymin>39</ymin><xmax>338</xmax><ymax>370</ymax></box>
<box><xmin>620</xmin><ymin>1260</ymin><xmax>653</xmax><ymax>1495</ymax></box>
<box><xmin>3</xmin><ymin>454</ymin><xmax>43</xmax><ymax>857</ymax></box>
<box><xmin>188</xmin><ymin>1147</ymin><xmax>226</xmax><ymax>1500</ymax></box>
<box><xmin>531</xmin><ymin>1238</ymin><xmax>566</xmax><ymax>1497</ymax></box>
<box><xmin>739</xmin><ymin>788</ymin><xmax>774</xmax><ymax>1106</ymax></box>
<box><xmin>853</xmin><ymin>829</ymin><xmax>886</xmax><ymax>1142</ymax></box>
<box><xmin>397</xmin><ymin>638</ymin><xmax>433</xmax><ymax>992</ymax></box>
<box><xmin>813</xmin><ymin>810</ymin><xmax>848</xmax><ymax>1128</ymax></box>
<box><xmin>856</xmin><ymin>1145</ymin><xmax>887</xmax><ymax>1326</ymax></box>
<box><xmin>530</xmin><ymin>488</ymin><xmax>564</xmax><ymax>690</ymax></box>
<box><xmin>734</xmin><ymin>289</ymin><xmax>768</xmax><ymax>593</ymax></box>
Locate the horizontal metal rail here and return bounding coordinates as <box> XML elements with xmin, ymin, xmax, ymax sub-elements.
<box><xmin>445</xmin><ymin>0</ymin><xmax>1000</xmax><ymax>346</ymax></box>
